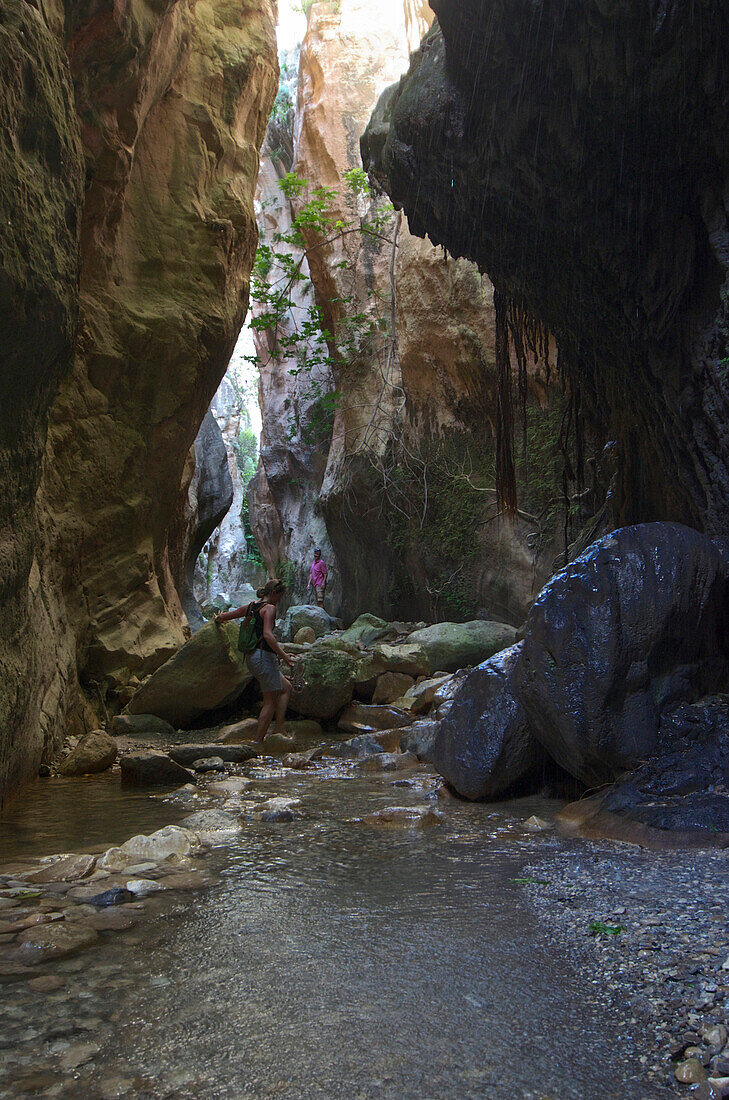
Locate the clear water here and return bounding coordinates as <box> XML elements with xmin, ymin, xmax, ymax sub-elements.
<box><xmin>0</xmin><ymin>774</ymin><xmax>186</xmax><ymax>863</ymax></box>
<box><xmin>0</xmin><ymin>766</ymin><xmax>668</xmax><ymax>1098</ymax></box>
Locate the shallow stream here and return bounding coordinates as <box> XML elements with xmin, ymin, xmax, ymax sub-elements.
<box><xmin>0</xmin><ymin>763</ymin><xmax>668</xmax><ymax>1099</ymax></box>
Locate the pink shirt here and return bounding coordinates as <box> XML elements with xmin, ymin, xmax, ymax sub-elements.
<box><xmin>310</xmin><ymin>559</ymin><xmax>328</xmax><ymax>586</ymax></box>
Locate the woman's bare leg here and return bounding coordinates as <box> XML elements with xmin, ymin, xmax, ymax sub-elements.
<box><xmin>257</xmin><ymin>692</ymin><xmax>277</xmax><ymax>742</ymax></box>
<box><xmin>273</xmin><ymin>675</ymin><xmax>292</xmax><ymax>734</ymax></box>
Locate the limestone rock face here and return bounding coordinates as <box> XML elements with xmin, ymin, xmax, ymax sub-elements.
<box><xmin>248</xmin><ymin>151</ymin><xmax>337</xmax><ymax>605</ymax></box>
<box><xmin>0</xmin><ymin>0</ymin><xmax>277</xmax><ymax>802</ymax></box>
<box><xmin>194</xmin><ymin>370</ymin><xmax>266</xmax><ymax>611</ymax></box>
<box><xmin>364</xmin><ymin>0</ymin><xmax>729</xmax><ymax>537</ymax></box>
<box><xmin>250</xmin><ymin>0</ymin><xmax>562</xmax><ymax>624</ymax></box>
<box><xmin>179</xmin><ymin>411</ymin><xmax>235</xmax><ymax>631</ymax></box>
<box><xmin>0</xmin><ymin>0</ymin><xmax>85</xmax><ymax>802</ymax></box>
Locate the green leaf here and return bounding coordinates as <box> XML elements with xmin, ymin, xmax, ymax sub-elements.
<box><xmin>588</xmin><ymin>921</ymin><xmax>626</xmax><ymax>937</ymax></box>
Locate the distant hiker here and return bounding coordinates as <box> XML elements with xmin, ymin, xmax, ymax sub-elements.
<box><xmin>308</xmin><ymin>548</ymin><xmax>328</xmax><ymax>607</ymax></box>
<box><xmin>214</xmin><ymin>580</ymin><xmax>296</xmax><ymax>743</ymax></box>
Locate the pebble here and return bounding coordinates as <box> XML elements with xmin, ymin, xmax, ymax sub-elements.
<box><xmin>192</xmin><ymin>757</ymin><xmax>226</xmax><ymax>773</ymax></box>
<box><xmin>676</xmin><ymin>1056</ymin><xmax>707</xmax><ymax>1083</ymax></box>
<box><xmin>125</xmin><ymin>878</ymin><xmax>167</xmax><ymax>897</ymax></box>
<box><xmin>59</xmin><ymin>1041</ymin><xmax>100</xmax><ymax>1070</ymax></box>
<box><xmin>704</xmin><ymin>1024</ymin><xmax>728</xmax><ymax>1051</ymax></box>
<box><xmin>27</xmin><ymin>975</ymin><xmax>65</xmax><ymax>993</ymax></box>
<box><xmin>86</xmin><ymin>910</ymin><xmax>138</xmax><ymax>932</ymax></box>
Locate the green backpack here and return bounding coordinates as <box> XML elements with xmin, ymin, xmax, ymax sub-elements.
<box><xmin>237</xmin><ymin>602</ymin><xmax>261</xmax><ymax>655</ymax></box>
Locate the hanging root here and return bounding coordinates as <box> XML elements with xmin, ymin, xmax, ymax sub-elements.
<box><xmin>495</xmin><ymin>290</ymin><xmax>517</xmax><ymax>516</ymax></box>
<box><xmin>494</xmin><ymin>290</ymin><xmax>552</xmax><ymax>516</ymax></box>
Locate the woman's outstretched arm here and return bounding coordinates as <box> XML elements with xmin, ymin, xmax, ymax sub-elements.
<box><xmin>214</xmin><ymin>604</ymin><xmax>250</xmax><ymax>624</ymax></box>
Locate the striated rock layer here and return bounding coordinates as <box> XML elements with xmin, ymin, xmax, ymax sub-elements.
<box><xmin>363</xmin><ymin>0</ymin><xmax>729</xmax><ymax>536</ymax></box>
<box><xmin>0</xmin><ymin>0</ymin><xmax>277</xmax><ymax>802</ymax></box>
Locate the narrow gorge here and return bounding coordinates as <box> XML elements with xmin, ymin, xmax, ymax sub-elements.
<box><xmin>1</xmin><ymin>1</ymin><xmax>729</xmax><ymax>1098</ymax></box>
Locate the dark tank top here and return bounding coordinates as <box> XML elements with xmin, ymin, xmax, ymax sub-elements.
<box><xmin>252</xmin><ymin>601</ymin><xmax>274</xmax><ymax>652</ymax></box>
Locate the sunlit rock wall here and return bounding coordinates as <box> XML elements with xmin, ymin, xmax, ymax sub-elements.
<box><xmin>0</xmin><ymin>0</ymin><xmax>277</xmax><ymax>802</ymax></box>
<box><xmin>194</xmin><ymin>364</ymin><xmax>266</xmax><ymax>610</ymax></box>
<box><xmin>248</xmin><ymin>154</ymin><xmax>338</xmax><ymax>604</ymax></box>
<box><xmin>251</xmin><ymin>0</ymin><xmax>562</xmax><ymax>622</ymax></box>
<box><xmin>364</xmin><ymin>0</ymin><xmax>729</xmax><ymax>536</ymax></box>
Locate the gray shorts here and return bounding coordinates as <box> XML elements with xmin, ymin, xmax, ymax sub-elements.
<box><xmin>247</xmin><ymin>647</ymin><xmax>282</xmax><ymax>693</ymax></box>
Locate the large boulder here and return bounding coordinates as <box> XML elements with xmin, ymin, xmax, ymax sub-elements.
<box><xmin>279</xmin><ymin>605</ymin><xmax>338</xmax><ymax>642</ymax></box>
<box><xmin>518</xmin><ymin>524</ymin><xmax>729</xmax><ymax>787</ymax></box>
<box><xmin>126</xmin><ymin>623</ymin><xmax>252</xmax><ymax>727</ymax></box>
<box><xmin>110</xmin><ymin>714</ymin><xmax>178</xmax><ymax>741</ymax></box>
<box><xmin>168</xmin><ymin>744</ymin><xmax>256</xmax><ymax>766</ymax></box>
<box><xmin>431</xmin><ymin>644</ymin><xmax>545</xmax><ymax>800</ymax></box>
<box><xmin>340</xmin><ymin>614</ymin><xmax>397</xmax><ymax>647</ymax></box>
<box><xmin>371</xmin><ymin>643</ymin><xmax>430</xmax><ymax>677</ymax></box>
<box><xmin>57</xmin><ymin>732</ymin><xmax>117</xmax><ymax>777</ymax></box>
<box><xmin>119</xmin><ymin>752</ymin><xmax>194</xmax><ymax>786</ymax></box>
<box><xmin>372</xmin><ymin>672</ymin><xmax>415</xmax><ymax>705</ymax></box>
<box><xmin>289</xmin><ymin>648</ymin><xmax>359</xmax><ymax>719</ymax></box>
<box><xmin>406</xmin><ymin>621</ymin><xmax>517</xmax><ymax>673</ymax></box>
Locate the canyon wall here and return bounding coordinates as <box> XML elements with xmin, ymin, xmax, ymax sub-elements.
<box><xmin>363</xmin><ymin>0</ymin><xmax>729</xmax><ymax>536</ymax></box>
<box><xmin>193</xmin><ymin>361</ymin><xmax>266</xmax><ymax>612</ymax></box>
<box><xmin>249</xmin><ymin>0</ymin><xmax>565</xmax><ymax>623</ymax></box>
<box><xmin>0</xmin><ymin>0</ymin><xmax>277</xmax><ymax>802</ymax></box>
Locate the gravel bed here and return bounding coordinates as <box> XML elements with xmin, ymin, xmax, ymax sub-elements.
<box><xmin>519</xmin><ymin>835</ymin><xmax>729</xmax><ymax>1097</ymax></box>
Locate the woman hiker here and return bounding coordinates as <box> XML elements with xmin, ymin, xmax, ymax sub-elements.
<box><xmin>214</xmin><ymin>580</ymin><xmax>296</xmax><ymax>744</ymax></box>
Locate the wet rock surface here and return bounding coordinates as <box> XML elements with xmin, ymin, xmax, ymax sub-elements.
<box><xmin>518</xmin><ymin>524</ymin><xmax>729</xmax><ymax>787</ymax></box>
<box><xmin>433</xmin><ymin>643</ymin><xmax>546</xmax><ymax>800</ymax></box>
<box><xmin>119</xmin><ymin>753</ymin><xmax>194</xmax><ymax>788</ymax></box>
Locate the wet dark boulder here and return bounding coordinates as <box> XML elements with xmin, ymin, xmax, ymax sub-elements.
<box><xmin>431</xmin><ymin>644</ymin><xmax>546</xmax><ymax>800</ymax></box>
<box><xmin>168</xmin><ymin>744</ymin><xmax>257</xmax><ymax>767</ymax></box>
<box><xmin>518</xmin><ymin>524</ymin><xmax>729</xmax><ymax>787</ymax></box>
<box><xmin>119</xmin><ymin>752</ymin><xmax>194</xmax><ymax>787</ymax></box>
<box><xmin>600</xmin><ymin>698</ymin><xmax>729</xmax><ymax>833</ymax></box>
<box><xmin>560</xmin><ymin>698</ymin><xmax>729</xmax><ymax>845</ymax></box>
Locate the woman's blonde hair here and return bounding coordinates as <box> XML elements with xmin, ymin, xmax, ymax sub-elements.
<box><xmin>257</xmin><ymin>579</ymin><xmax>286</xmax><ymax>599</ymax></box>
